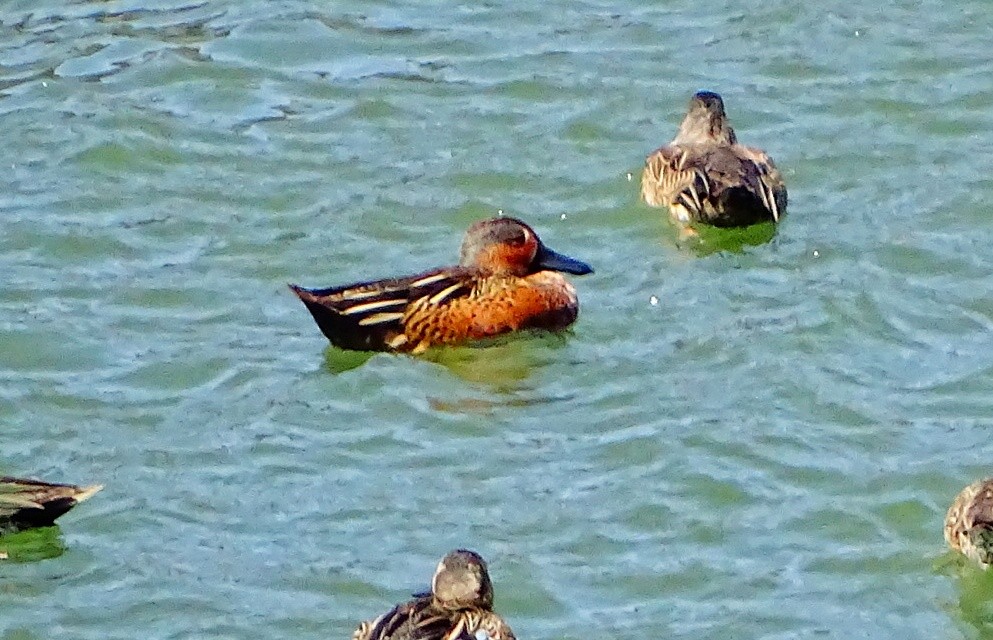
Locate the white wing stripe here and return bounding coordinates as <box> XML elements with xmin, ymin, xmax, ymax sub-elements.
<box><xmin>408</xmin><ymin>273</ymin><xmax>451</xmax><ymax>288</ymax></box>
<box><xmin>341</xmin><ymin>299</ymin><xmax>407</xmax><ymax>315</ymax></box>
<box><xmin>427</xmin><ymin>283</ymin><xmax>464</xmax><ymax>305</ymax></box>
<box><xmin>339</xmin><ymin>289</ymin><xmax>387</xmax><ymax>301</ymax></box>
<box><xmin>358</xmin><ymin>312</ymin><xmax>405</xmax><ymax>326</ymax></box>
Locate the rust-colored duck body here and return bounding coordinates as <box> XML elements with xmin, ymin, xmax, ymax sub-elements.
<box><xmin>641</xmin><ymin>91</ymin><xmax>787</xmax><ymax>228</ymax></box>
<box><xmin>0</xmin><ymin>477</ymin><xmax>102</xmax><ymax>534</ymax></box>
<box><xmin>945</xmin><ymin>478</ymin><xmax>993</xmax><ymax>568</ymax></box>
<box><xmin>290</xmin><ymin>217</ymin><xmax>593</xmax><ymax>353</ymax></box>
<box><xmin>353</xmin><ymin>549</ymin><xmax>516</xmax><ymax>640</ymax></box>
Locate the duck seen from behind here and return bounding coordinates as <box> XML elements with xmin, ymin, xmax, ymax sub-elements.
<box><xmin>945</xmin><ymin>477</ymin><xmax>993</xmax><ymax>568</ymax></box>
<box><xmin>641</xmin><ymin>91</ymin><xmax>787</xmax><ymax>228</ymax></box>
<box><xmin>0</xmin><ymin>476</ymin><xmax>103</xmax><ymax>535</ymax></box>
<box><xmin>352</xmin><ymin>549</ymin><xmax>516</xmax><ymax>640</ymax></box>
<box><xmin>290</xmin><ymin>217</ymin><xmax>593</xmax><ymax>353</ymax></box>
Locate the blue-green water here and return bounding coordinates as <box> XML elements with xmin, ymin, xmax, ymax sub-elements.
<box><xmin>3</xmin><ymin>1</ymin><xmax>993</xmax><ymax>638</ymax></box>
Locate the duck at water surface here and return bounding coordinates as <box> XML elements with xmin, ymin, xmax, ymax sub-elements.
<box><xmin>352</xmin><ymin>549</ymin><xmax>516</xmax><ymax>640</ymax></box>
<box><xmin>945</xmin><ymin>477</ymin><xmax>993</xmax><ymax>568</ymax></box>
<box><xmin>641</xmin><ymin>90</ymin><xmax>787</xmax><ymax>228</ymax></box>
<box><xmin>290</xmin><ymin>217</ymin><xmax>593</xmax><ymax>353</ymax></box>
<box><xmin>0</xmin><ymin>476</ymin><xmax>102</xmax><ymax>535</ymax></box>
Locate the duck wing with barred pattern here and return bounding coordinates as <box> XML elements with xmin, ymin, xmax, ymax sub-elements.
<box><xmin>290</xmin><ymin>268</ymin><xmax>478</xmax><ymax>353</ymax></box>
<box><xmin>290</xmin><ymin>268</ymin><xmax>579</xmax><ymax>354</ymax></box>
<box><xmin>441</xmin><ymin>609</ymin><xmax>516</xmax><ymax>640</ymax></box>
<box><xmin>641</xmin><ymin>143</ymin><xmax>786</xmax><ymax>227</ymax></box>
<box><xmin>352</xmin><ymin>597</ymin><xmax>446</xmax><ymax>640</ymax></box>
<box><xmin>353</xmin><ymin>599</ymin><xmax>515</xmax><ymax>640</ymax></box>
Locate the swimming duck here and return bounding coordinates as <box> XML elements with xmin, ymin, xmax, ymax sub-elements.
<box><xmin>945</xmin><ymin>477</ymin><xmax>993</xmax><ymax>568</ymax></box>
<box><xmin>0</xmin><ymin>476</ymin><xmax>102</xmax><ymax>534</ymax></box>
<box><xmin>641</xmin><ymin>91</ymin><xmax>787</xmax><ymax>228</ymax></box>
<box><xmin>353</xmin><ymin>549</ymin><xmax>516</xmax><ymax>640</ymax></box>
<box><xmin>290</xmin><ymin>217</ymin><xmax>593</xmax><ymax>353</ymax></box>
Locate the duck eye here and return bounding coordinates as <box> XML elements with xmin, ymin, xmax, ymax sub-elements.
<box><xmin>508</xmin><ymin>231</ymin><xmax>528</xmax><ymax>247</ymax></box>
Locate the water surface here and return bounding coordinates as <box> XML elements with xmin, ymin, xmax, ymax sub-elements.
<box><xmin>2</xmin><ymin>1</ymin><xmax>993</xmax><ymax>639</ymax></box>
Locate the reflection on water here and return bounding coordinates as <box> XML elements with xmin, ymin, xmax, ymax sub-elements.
<box><xmin>322</xmin><ymin>347</ymin><xmax>375</xmax><ymax>375</ymax></box>
<box><xmin>654</xmin><ymin>215</ymin><xmax>779</xmax><ymax>255</ymax></box>
<box><xmin>321</xmin><ymin>331</ymin><xmax>572</xmax><ymax>390</ymax></box>
<box><xmin>425</xmin><ymin>333</ymin><xmax>571</xmax><ymax>389</ymax></box>
<box><xmin>946</xmin><ymin>562</ymin><xmax>993</xmax><ymax>638</ymax></box>
<box><xmin>684</xmin><ymin>221</ymin><xmax>779</xmax><ymax>255</ymax></box>
<box><xmin>0</xmin><ymin>527</ymin><xmax>66</xmax><ymax>563</ymax></box>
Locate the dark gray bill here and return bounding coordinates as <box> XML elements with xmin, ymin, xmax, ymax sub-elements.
<box><xmin>535</xmin><ymin>244</ymin><xmax>594</xmax><ymax>275</ymax></box>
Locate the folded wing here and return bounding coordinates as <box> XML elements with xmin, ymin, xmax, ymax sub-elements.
<box><xmin>642</xmin><ymin>144</ymin><xmax>786</xmax><ymax>226</ymax></box>
<box><xmin>290</xmin><ymin>269</ymin><xmax>476</xmax><ymax>351</ymax></box>
<box><xmin>0</xmin><ymin>477</ymin><xmax>103</xmax><ymax>532</ymax></box>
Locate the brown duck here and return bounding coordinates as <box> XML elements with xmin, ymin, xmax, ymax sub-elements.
<box><xmin>0</xmin><ymin>477</ymin><xmax>102</xmax><ymax>534</ymax></box>
<box><xmin>291</xmin><ymin>217</ymin><xmax>593</xmax><ymax>353</ymax></box>
<box><xmin>945</xmin><ymin>478</ymin><xmax>993</xmax><ymax>568</ymax></box>
<box><xmin>641</xmin><ymin>91</ymin><xmax>787</xmax><ymax>228</ymax></box>
<box><xmin>353</xmin><ymin>549</ymin><xmax>516</xmax><ymax>640</ymax></box>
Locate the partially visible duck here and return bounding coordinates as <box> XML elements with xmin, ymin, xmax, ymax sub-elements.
<box><xmin>353</xmin><ymin>549</ymin><xmax>516</xmax><ymax>640</ymax></box>
<box><xmin>0</xmin><ymin>476</ymin><xmax>102</xmax><ymax>534</ymax></box>
<box><xmin>290</xmin><ymin>217</ymin><xmax>593</xmax><ymax>353</ymax></box>
<box><xmin>945</xmin><ymin>478</ymin><xmax>993</xmax><ymax>568</ymax></box>
<box><xmin>641</xmin><ymin>91</ymin><xmax>787</xmax><ymax>228</ymax></box>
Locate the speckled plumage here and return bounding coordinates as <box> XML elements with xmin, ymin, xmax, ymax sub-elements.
<box><xmin>945</xmin><ymin>478</ymin><xmax>993</xmax><ymax>568</ymax></box>
<box><xmin>352</xmin><ymin>600</ymin><xmax>515</xmax><ymax>640</ymax></box>
<box><xmin>352</xmin><ymin>550</ymin><xmax>515</xmax><ymax>640</ymax></box>
<box><xmin>290</xmin><ymin>217</ymin><xmax>592</xmax><ymax>353</ymax></box>
<box><xmin>641</xmin><ymin>91</ymin><xmax>787</xmax><ymax>228</ymax></box>
<box><xmin>0</xmin><ymin>477</ymin><xmax>102</xmax><ymax>534</ymax></box>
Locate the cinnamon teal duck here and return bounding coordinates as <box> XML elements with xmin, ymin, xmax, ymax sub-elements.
<box><xmin>290</xmin><ymin>217</ymin><xmax>593</xmax><ymax>353</ymax></box>
<box><xmin>945</xmin><ymin>478</ymin><xmax>993</xmax><ymax>568</ymax></box>
<box><xmin>0</xmin><ymin>476</ymin><xmax>102</xmax><ymax>535</ymax></box>
<box><xmin>353</xmin><ymin>549</ymin><xmax>516</xmax><ymax>640</ymax></box>
<box><xmin>641</xmin><ymin>91</ymin><xmax>787</xmax><ymax>228</ymax></box>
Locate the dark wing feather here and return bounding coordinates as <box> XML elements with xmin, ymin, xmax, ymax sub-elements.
<box><xmin>0</xmin><ymin>477</ymin><xmax>102</xmax><ymax>531</ymax></box>
<box><xmin>0</xmin><ymin>481</ymin><xmax>43</xmax><ymax>519</ymax></box>
<box><xmin>289</xmin><ymin>268</ymin><xmax>477</xmax><ymax>351</ymax></box>
<box><xmin>966</xmin><ymin>483</ymin><xmax>993</xmax><ymax>565</ymax></box>
<box><xmin>359</xmin><ymin>598</ymin><xmax>454</xmax><ymax>640</ymax></box>
<box><xmin>738</xmin><ymin>145</ymin><xmax>788</xmax><ymax>222</ymax></box>
<box><xmin>966</xmin><ymin>483</ymin><xmax>993</xmax><ymax>528</ymax></box>
<box><xmin>355</xmin><ymin>599</ymin><xmax>515</xmax><ymax>640</ymax></box>
<box><xmin>685</xmin><ymin>146</ymin><xmax>776</xmax><ymax>226</ymax></box>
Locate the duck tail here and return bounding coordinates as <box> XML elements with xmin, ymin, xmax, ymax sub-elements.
<box><xmin>288</xmin><ymin>284</ymin><xmax>406</xmax><ymax>351</ymax></box>
<box><xmin>289</xmin><ymin>284</ymin><xmax>349</xmax><ymax>345</ymax></box>
<box><xmin>73</xmin><ymin>484</ymin><xmax>103</xmax><ymax>503</ymax></box>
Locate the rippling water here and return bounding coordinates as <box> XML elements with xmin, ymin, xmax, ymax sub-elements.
<box><xmin>3</xmin><ymin>0</ymin><xmax>993</xmax><ymax>638</ymax></box>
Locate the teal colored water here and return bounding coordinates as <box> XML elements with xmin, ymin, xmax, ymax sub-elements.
<box><xmin>2</xmin><ymin>1</ymin><xmax>993</xmax><ymax>638</ymax></box>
